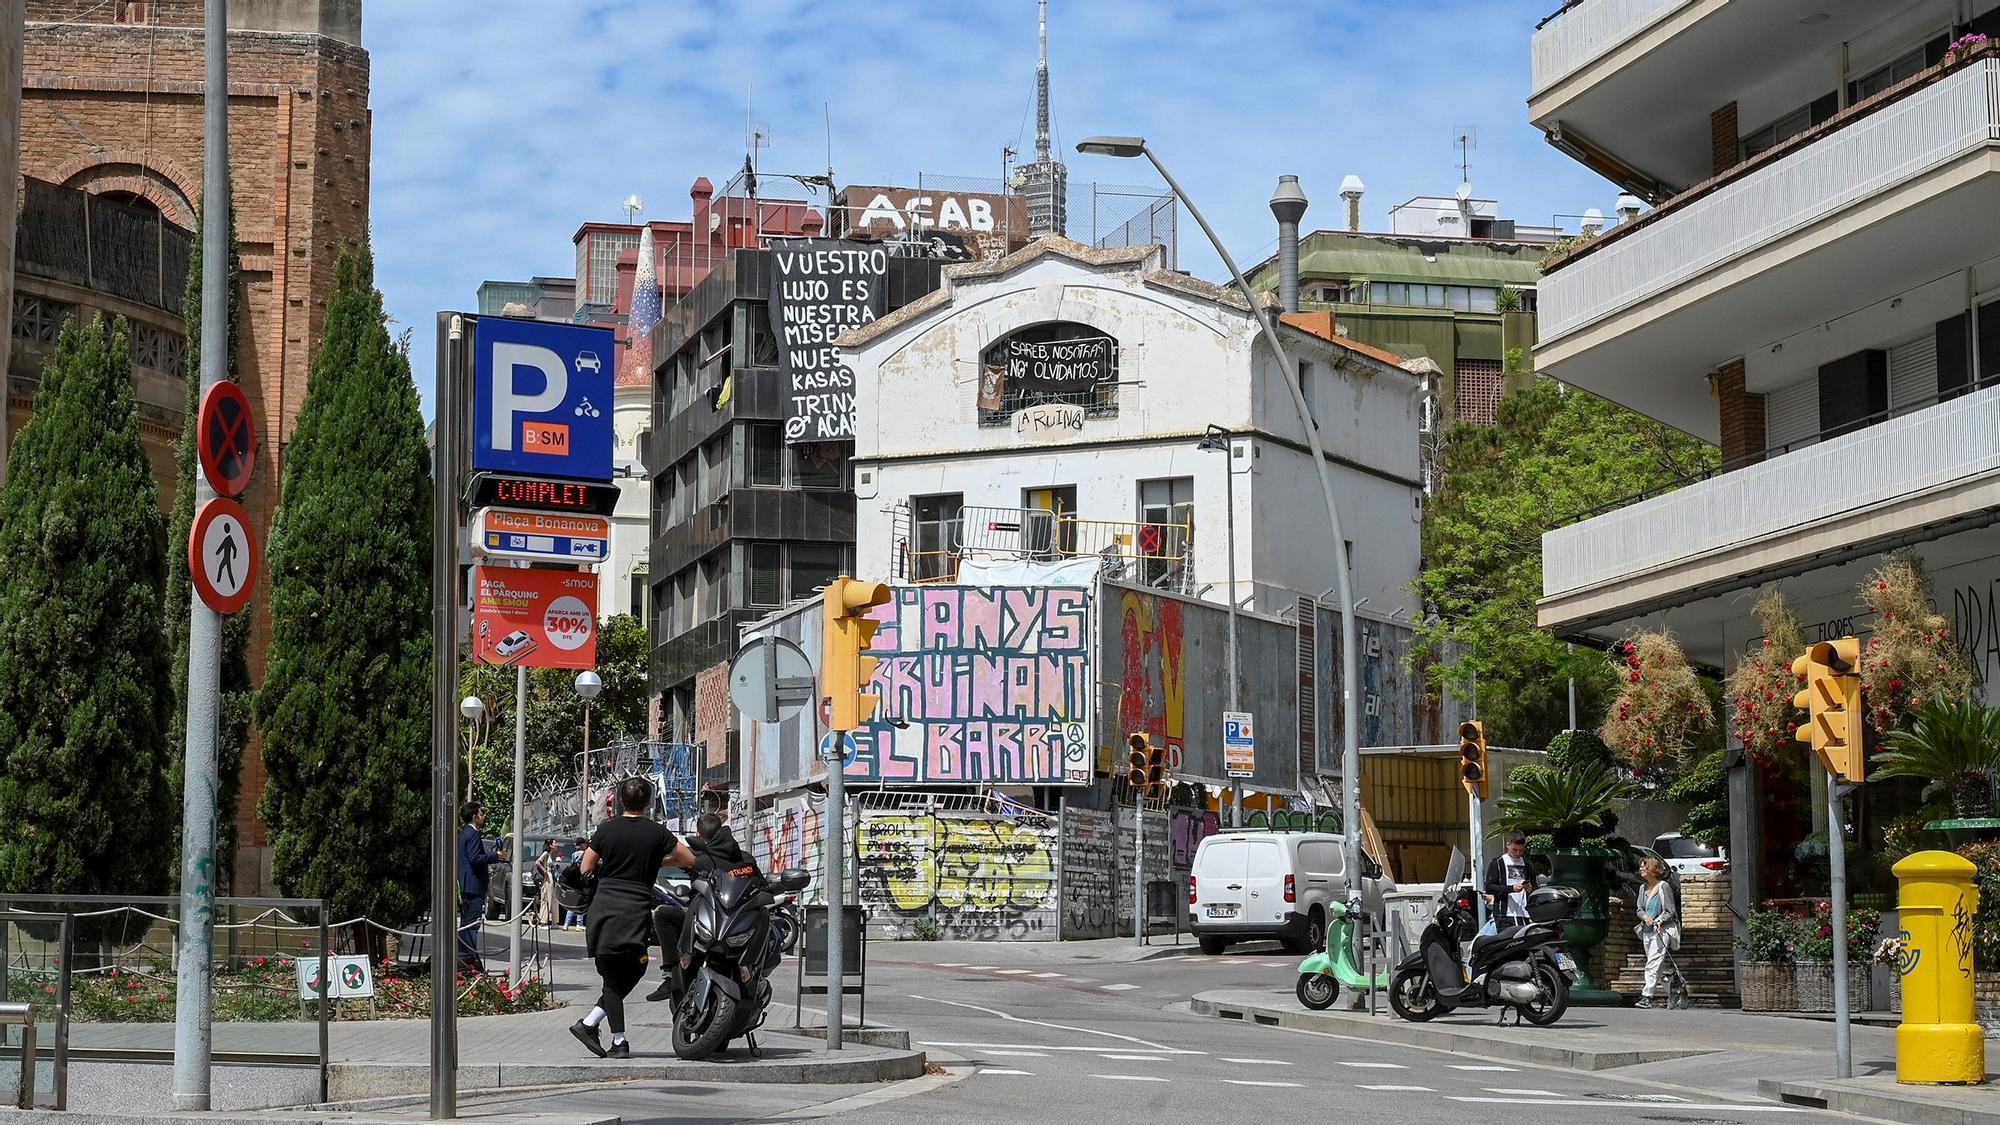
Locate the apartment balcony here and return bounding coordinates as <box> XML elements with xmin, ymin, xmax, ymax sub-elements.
<box><xmin>894</xmin><ymin>504</ymin><xmax>1193</xmax><ymax>592</ymax></box>
<box><xmin>1536</xmin><ymin>55</ymin><xmax>2000</xmax><ymax>437</ymax></box>
<box><xmin>1538</xmin><ymin>384</ymin><xmax>2000</xmax><ymax>635</ymax></box>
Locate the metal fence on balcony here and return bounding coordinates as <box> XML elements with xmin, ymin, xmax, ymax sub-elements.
<box><xmin>1532</xmin><ymin>0</ymin><xmax>1695</xmax><ymax>94</ymax></box>
<box><xmin>896</xmin><ymin>503</ymin><xmax>1193</xmax><ymax>592</ymax></box>
<box><xmin>13</xmin><ymin>178</ymin><xmax>192</xmax><ymax>314</ymax></box>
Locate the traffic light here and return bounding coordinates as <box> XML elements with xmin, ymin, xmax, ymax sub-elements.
<box><xmin>1458</xmin><ymin>720</ymin><xmax>1488</xmax><ymax>799</ymax></box>
<box><xmin>822</xmin><ymin>576</ymin><xmax>892</xmax><ymax>732</ymax></box>
<box><xmin>1125</xmin><ymin>733</ymin><xmax>1151</xmax><ymax>793</ymax></box>
<box><xmin>1146</xmin><ymin>739</ymin><xmax>1169</xmax><ymax>798</ymax></box>
<box><xmin>1791</xmin><ymin>637</ymin><xmax>1864</xmax><ymax>783</ymax></box>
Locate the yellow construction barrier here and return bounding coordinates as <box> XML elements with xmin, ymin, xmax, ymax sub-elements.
<box><xmin>1893</xmin><ymin>850</ymin><xmax>1984</xmax><ymax>1085</ymax></box>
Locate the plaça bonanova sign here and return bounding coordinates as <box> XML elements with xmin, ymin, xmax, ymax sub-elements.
<box><xmin>473</xmin><ymin>316</ymin><xmax>615</xmax><ymax>481</ymax></box>
<box><xmin>770</xmin><ymin>240</ymin><xmax>887</xmax><ymax>444</ymax></box>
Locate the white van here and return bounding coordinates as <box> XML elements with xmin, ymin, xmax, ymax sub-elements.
<box><xmin>1188</xmin><ymin>831</ymin><xmax>1395</xmax><ymax>954</ymax></box>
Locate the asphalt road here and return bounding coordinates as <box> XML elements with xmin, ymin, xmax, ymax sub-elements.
<box><xmin>478</xmin><ymin>935</ymin><xmax>1866</xmax><ymax>1125</ymax></box>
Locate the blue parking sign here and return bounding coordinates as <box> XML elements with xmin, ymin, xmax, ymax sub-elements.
<box><xmin>473</xmin><ymin>317</ymin><xmax>615</xmax><ymax>481</ymax></box>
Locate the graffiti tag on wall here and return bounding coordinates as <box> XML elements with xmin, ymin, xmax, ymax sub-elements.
<box><xmin>1060</xmin><ymin>808</ymin><xmax>1117</xmax><ymax>939</ymax></box>
<box><xmin>844</xmin><ymin>586</ymin><xmax>1093</xmax><ymax>785</ymax></box>
<box><xmin>855</xmin><ymin>811</ymin><xmax>1059</xmax><ymax>940</ymax></box>
<box><xmin>1170</xmin><ymin>807</ymin><xmax>1220</xmax><ymax>869</ymax></box>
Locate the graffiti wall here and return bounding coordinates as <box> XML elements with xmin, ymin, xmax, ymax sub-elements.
<box><xmin>746</xmin><ymin>794</ymin><xmax>832</xmax><ymax>906</ymax></box>
<box><xmin>1059</xmin><ymin>807</ymin><xmax>1117</xmax><ymax>939</ymax></box>
<box><xmin>1113</xmin><ymin>806</ymin><xmax>1174</xmax><ymax>936</ymax></box>
<box><xmin>1170</xmin><ymin>807</ymin><xmax>1221</xmax><ymax>869</ymax></box>
<box><xmin>850</xmin><ymin>585</ymin><xmax>1094</xmax><ymax>786</ymax></box>
<box><xmin>1101</xmin><ymin>582</ymin><xmax>1300</xmax><ymax>792</ymax></box>
<box><xmin>855</xmin><ymin>809</ymin><xmax>1059</xmax><ymax>940</ymax></box>
<box><xmin>1315</xmin><ymin>609</ymin><xmax>1455</xmax><ymax>769</ymax></box>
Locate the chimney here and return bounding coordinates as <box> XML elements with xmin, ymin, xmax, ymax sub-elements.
<box><xmin>1270</xmin><ymin>175</ymin><xmax>1309</xmax><ymax>315</ymax></box>
<box><xmin>1338</xmin><ymin>174</ymin><xmax>1366</xmax><ymax>233</ymax></box>
<box><xmin>1615</xmin><ymin>193</ymin><xmax>1643</xmax><ymax>224</ymax></box>
<box><xmin>1580</xmin><ymin>207</ymin><xmax>1606</xmax><ymax>236</ymax></box>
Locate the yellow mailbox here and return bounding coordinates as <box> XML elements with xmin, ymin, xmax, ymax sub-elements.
<box><xmin>1893</xmin><ymin>850</ymin><xmax>1983</xmax><ymax>1085</ymax></box>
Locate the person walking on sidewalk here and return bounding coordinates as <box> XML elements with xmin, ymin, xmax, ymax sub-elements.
<box><xmin>1483</xmin><ymin>832</ymin><xmax>1539</xmax><ymax>931</ymax></box>
<box><xmin>457</xmin><ymin>802</ymin><xmax>508</xmax><ymax>973</ymax></box>
<box><xmin>535</xmin><ymin>839</ymin><xmax>561</xmax><ymax>928</ymax></box>
<box><xmin>563</xmin><ymin>837</ymin><xmax>589</xmax><ymax>930</ymax></box>
<box><xmin>1636</xmin><ymin>855</ymin><xmax>1681</xmax><ymax>1008</ymax></box>
<box><xmin>571</xmin><ymin>777</ymin><xmax>695</xmax><ymax>1058</ymax></box>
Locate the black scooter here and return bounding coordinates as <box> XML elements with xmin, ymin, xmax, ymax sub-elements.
<box><xmin>1388</xmin><ymin>850</ymin><xmax>1580</xmax><ymax>1026</ymax></box>
<box><xmin>672</xmin><ymin>864</ymin><xmax>810</xmax><ymax>1060</ymax></box>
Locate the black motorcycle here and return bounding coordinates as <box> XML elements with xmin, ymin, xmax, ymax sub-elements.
<box><xmin>1388</xmin><ymin>851</ymin><xmax>1580</xmax><ymax>1027</ymax></box>
<box><xmin>672</xmin><ymin>863</ymin><xmax>810</xmax><ymax>1060</ymax></box>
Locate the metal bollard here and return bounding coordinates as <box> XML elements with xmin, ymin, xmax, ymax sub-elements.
<box><xmin>1893</xmin><ymin>850</ymin><xmax>1984</xmax><ymax>1085</ymax></box>
<box><xmin>0</xmin><ymin>1001</ymin><xmax>34</xmax><ymax>1109</ymax></box>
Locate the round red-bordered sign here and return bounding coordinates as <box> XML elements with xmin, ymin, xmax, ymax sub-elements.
<box><xmin>197</xmin><ymin>381</ymin><xmax>258</xmax><ymax>498</ymax></box>
<box><xmin>190</xmin><ymin>497</ymin><xmax>258</xmax><ymax>615</ymax></box>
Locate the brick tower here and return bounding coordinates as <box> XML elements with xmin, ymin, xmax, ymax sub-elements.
<box><xmin>18</xmin><ymin>0</ymin><xmax>371</xmax><ymax>892</ymax></box>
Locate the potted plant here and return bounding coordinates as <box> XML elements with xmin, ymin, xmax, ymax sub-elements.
<box><xmin>1495</xmin><ymin>759</ymin><xmax>1633</xmax><ymax>999</ymax></box>
<box><xmin>1945</xmin><ymin>31</ymin><xmax>1991</xmax><ymax>68</ymax></box>
<box><xmin>1791</xmin><ymin>902</ymin><xmax>1876</xmax><ymax>1013</ymax></box>
<box><xmin>1737</xmin><ymin>904</ymin><xmax>1800</xmax><ymax>1011</ymax></box>
<box><xmin>1875</xmin><ymin>933</ymin><xmax>1913</xmax><ymax>1013</ymax></box>
<box><xmin>1876</xmin><ymin>699</ymin><xmax>2000</xmax><ymax>819</ymax></box>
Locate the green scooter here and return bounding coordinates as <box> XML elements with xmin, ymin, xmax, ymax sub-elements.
<box><xmin>1295</xmin><ymin>900</ymin><xmax>1390</xmax><ymax>1009</ymax></box>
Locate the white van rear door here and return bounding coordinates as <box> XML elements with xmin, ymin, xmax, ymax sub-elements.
<box><xmin>1244</xmin><ymin>837</ymin><xmax>1288</xmax><ymax>923</ymax></box>
<box><xmin>1192</xmin><ymin>837</ymin><xmax>1250</xmax><ymax>920</ymax></box>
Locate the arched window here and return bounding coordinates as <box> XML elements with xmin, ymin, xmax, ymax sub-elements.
<box><xmin>976</xmin><ymin>321</ymin><xmax>1119</xmax><ymax>427</ymax></box>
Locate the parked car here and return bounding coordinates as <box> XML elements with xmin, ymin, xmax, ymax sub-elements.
<box><xmin>1188</xmin><ymin>830</ymin><xmax>1395</xmax><ymax>955</ymax></box>
<box><xmin>484</xmin><ymin>835</ymin><xmax>554</xmax><ymax>922</ymax></box>
<box><xmin>1653</xmin><ymin>832</ymin><xmax>1729</xmax><ymax>876</ymax></box>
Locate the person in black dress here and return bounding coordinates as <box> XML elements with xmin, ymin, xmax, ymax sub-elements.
<box><xmin>569</xmin><ymin>777</ymin><xmax>694</xmax><ymax>1058</ymax></box>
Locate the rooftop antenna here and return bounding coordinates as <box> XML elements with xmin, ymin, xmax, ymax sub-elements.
<box><xmin>622</xmin><ymin>194</ymin><xmax>643</xmax><ymax>224</ymax></box>
<box><xmin>1453</xmin><ymin>125</ymin><xmax>1478</xmax><ymax>190</ymax></box>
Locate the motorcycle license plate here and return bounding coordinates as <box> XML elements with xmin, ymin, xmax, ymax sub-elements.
<box><xmin>1206</xmin><ymin>904</ymin><xmax>1240</xmax><ymax>918</ymax></box>
<box><xmin>1556</xmin><ymin>953</ymin><xmax>1579</xmax><ymax>979</ymax></box>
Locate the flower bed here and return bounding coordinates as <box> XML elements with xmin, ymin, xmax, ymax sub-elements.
<box><xmin>1738</xmin><ymin>901</ymin><xmax>1879</xmax><ymax>1012</ymax></box>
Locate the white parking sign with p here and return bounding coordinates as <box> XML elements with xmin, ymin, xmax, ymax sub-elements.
<box><xmin>473</xmin><ymin>317</ymin><xmax>615</xmax><ymax>482</ymax></box>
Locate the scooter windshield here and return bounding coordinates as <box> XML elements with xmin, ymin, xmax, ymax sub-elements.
<box><xmin>1442</xmin><ymin>848</ymin><xmax>1466</xmax><ymax>892</ymax></box>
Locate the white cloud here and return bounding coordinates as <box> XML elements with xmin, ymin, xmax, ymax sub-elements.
<box><xmin>363</xmin><ymin>1</ymin><xmax>1612</xmax><ymax>416</ymax></box>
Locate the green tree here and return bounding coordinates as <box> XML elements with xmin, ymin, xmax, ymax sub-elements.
<box><xmin>1416</xmin><ymin>380</ymin><xmax>1716</xmax><ymax>748</ymax></box>
<box><xmin>460</xmin><ymin>614</ymin><xmax>650</xmax><ymax>820</ymax></box>
<box><xmin>256</xmin><ymin>246</ymin><xmax>432</xmax><ymax>927</ymax></box>
<box><xmin>165</xmin><ymin>198</ymin><xmax>254</xmax><ymax>891</ymax></box>
<box><xmin>0</xmin><ymin>315</ymin><xmax>173</xmax><ymax>896</ymax></box>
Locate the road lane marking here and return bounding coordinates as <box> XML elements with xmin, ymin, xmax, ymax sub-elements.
<box><xmin>1446</xmin><ymin>1099</ymin><xmax>1799</xmax><ymax>1111</ymax></box>
<box><xmin>1100</xmin><ymin>983</ymin><xmax>1140</xmax><ymax>991</ymax></box>
<box><xmin>936</xmin><ymin>963</ymin><xmax>966</xmax><ymax>968</ymax></box>
<box><xmin>1260</xmin><ymin>962</ymin><xmax>1290</xmax><ymax>968</ymax></box>
<box><xmin>1357</xmin><ymin>1084</ymin><xmax>1434</xmax><ymax>1092</ymax></box>
<box><xmin>1225</xmin><ymin>1080</ymin><xmax>1303</xmax><ymax>1088</ymax></box>
<box><xmin>1092</xmin><ymin>1075</ymin><xmax>1169</xmax><ymax>1082</ymax></box>
<box><xmin>919</xmin><ymin>1043</ymin><xmax>1200</xmax><ymax>1054</ymax></box>
<box><xmin>1485</xmin><ymin>1088</ymin><xmax>1564</xmax><ymax>1097</ymax></box>
<box><xmin>995</xmin><ymin>969</ymin><xmax>1034</xmax><ymax>975</ymax></box>
<box><xmin>981</xmin><ymin>1069</ymin><xmax>1034</xmax><ymax>1076</ymax></box>
<box><xmin>1220</xmin><ymin>1058</ymin><xmax>1292</xmax><ymax>1065</ymax></box>
<box><xmin>1099</xmin><ymin>1054</ymin><xmax>1164</xmax><ymax>1061</ymax></box>
<box><xmin>1336</xmin><ymin>1061</ymin><xmax>1407</xmax><ymax>1068</ymax></box>
<box><xmin>1031</xmin><ymin>972</ymin><xmax>1066</xmax><ymax>978</ymax></box>
<box><xmin>904</xmin><ymin>999</ymin><xmax>1193</xmax><ymax>1053</ymax></box>
<box><xmin>967</xmin><ymin>965</ymin><xmax>996</xmax><ymax>970</ymax></box>
<box><xmin>978</xmin><ymin>1050</ymin><xmax>1049</xmax><ymax>1057</ymax></box>
<box><xmin>1449</xmin><ymin>1065</ymin><xmax>1515</xmax><ymax>1071</ymax></box>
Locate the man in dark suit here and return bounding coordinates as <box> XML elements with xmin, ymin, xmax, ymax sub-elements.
<box><xmin>1482</xmin><ymin>831</ymin><xmax>1538</xmax><ymax>931</ymax></box>
<box><xmin>457</xmin><ymin>802</ymin><xmax>508</xmax><ymax>972</ymax></box>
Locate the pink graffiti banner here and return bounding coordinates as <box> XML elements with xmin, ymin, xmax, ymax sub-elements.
<box><xmin>843</xmin><ymin>586</ymin><xmax>1093</xmax><ymax>785</ymax></box>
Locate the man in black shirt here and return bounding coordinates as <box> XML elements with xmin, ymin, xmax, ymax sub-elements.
<box><xmin>569</xmin><ymin>778</ymin><xmax>694</xmax><ymax>1058</ymax></box>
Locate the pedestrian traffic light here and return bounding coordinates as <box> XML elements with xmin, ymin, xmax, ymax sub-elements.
<box><xmin>1791</xmin><ymin>637</ymin><xmax>1864</xmax><ymax>783</ymax></box>
<box><xmin>1125</xmin><ymin>733</ymin><xmax>1150</xmax><ymax>791</ymax></box>
<box><xmin>1458</xmin><ymin>720</ymin><xmax>1488</xmax><ymax>800</ymax></box>
<box><xmin>822</xmin><ymin>576</ymin><xmax>892</xmax><ymax>732</ymax></box>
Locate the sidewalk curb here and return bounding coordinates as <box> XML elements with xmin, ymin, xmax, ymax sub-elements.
<box><xmin>1758</xmin><ymin>1077</ymin><xmax>2000</xmax><ymax>1125</ymax></box>
<box><xmin>1189</xmin><ymin>994</ymin><xmax>1714</xmax><ymax>1071</ymax></box>
<box><xmin>0</xmin><ymin>1111</ymin><xmax>618</xmax><ymax>1125</ymax></box>
<box><xmin>323</xmin><ymin>1048</ymin><xmax>927</xmax><ymax>1100</ymax></box>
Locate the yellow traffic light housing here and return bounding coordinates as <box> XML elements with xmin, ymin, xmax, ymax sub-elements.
<box><xmin>1458</xmin><ymin>720</ymin><xmax>1488</xmax><ymax>800</ymax></box>
<box><xmin>1792</xmin><ymin>637</ymin><xmax>1864</xmax><ymax>783</ymax></box>
<box><xmin>1125</xmin><ymin>733</ymin><xmax>1151</xmax><ymax>792</ymax></box>
<box><xmin>1146</xmin><ymin>740</ymin><xmax>1169</xmax><ymax>798</ymax></box>
<box><xmin>822</xmin><ymin>576</ymin><xmax>892</xmax><ymax>732</ymax></box>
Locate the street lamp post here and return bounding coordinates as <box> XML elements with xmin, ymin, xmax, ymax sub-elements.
<box><xmin>575</xmin><ymin>671</ymin><xmax>603</xmax><ymax>837</ymax></box>
<box><xmin>459</xmin><ymin>696</ymin><xmax>486</xmax><ymax>804</ymax></box>
<box><xmin>1196</xmin><ymin>424</ymin><xmax>1242</xmax><ymax>826</ymax></box>
<box><xmin>1078</xmin><ymin>138</ymin><xmax>1366</xmax><ymax>941</ymax></box>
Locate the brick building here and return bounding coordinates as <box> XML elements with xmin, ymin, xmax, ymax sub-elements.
<box><xmin>18</xmin><ymin>0</ymin><xmax>371</xmax><ymax>892</ymax></box>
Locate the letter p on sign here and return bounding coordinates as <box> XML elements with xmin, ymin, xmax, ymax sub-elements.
<box><xmin>488</xmin><ymin>342</ymin><xmax>567</xmax><ymax>452</ymax></box>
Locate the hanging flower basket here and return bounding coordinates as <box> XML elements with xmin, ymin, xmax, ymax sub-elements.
<box><xmin>1727</xmin><ymin>589</ymin><xmax>1809</xmax><ymax>768</ymax></box>
<box><xmin>1858</xmin><ymin>554</ymin><xmax>1973</xmax><ymax>736</ymax></box>
<box><xmin>1600</xmin><ymin>630</ymin><xmax>1714</xmax><ymax>775</ymax></box>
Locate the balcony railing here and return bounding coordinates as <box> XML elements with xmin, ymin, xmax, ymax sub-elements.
<box><xmin>1532</xmin><ymin>0</ymin><xmax>1695</xmax><ymax>96</ymax></box>
<box><xmin>976</xmin><ymin>384</ymin><xmax>1123</xmax><ymax>428</ymax></box>
<box><xmin>896</xmin><ymin>504</ymin><xmax>1193</xmax><ymax>591</ymax></box>
<box><xmin>1543</xmin><ymin>383</ymin><xmax>2000</xmax><ymax>598</ymax></box>
<box><xmin>1541</xmin><ymin>56</ymin><xmax>2000</xmax><ymax>341</ymax></box>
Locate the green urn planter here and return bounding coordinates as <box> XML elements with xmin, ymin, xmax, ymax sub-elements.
<box><xmin>1546</xmin><ymin>845</ymin><xmax>1623</xmax><ymax>1004</ymax></box>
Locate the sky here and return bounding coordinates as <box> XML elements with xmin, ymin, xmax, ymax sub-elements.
<box><xmin>366</xmin><ymin>0</ymin><xmax>1614</xmax><ymax>418</ymax></box>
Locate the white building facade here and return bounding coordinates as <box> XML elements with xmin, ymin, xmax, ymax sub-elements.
<box><xmin>841</xmin><ymin>238</ymin><xmax>1425</xmax><ymax>621</ymax></box>
<box><xmin>603</xmin><ymin>379</ymin><xmax>650</xmax><ymax>621</ymax></box>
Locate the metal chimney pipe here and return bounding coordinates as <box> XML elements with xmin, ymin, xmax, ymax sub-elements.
<box><xmin>1270</xmin><ymin>175</ymin><xmax>1309</xmax><ymax>314</ymax></box>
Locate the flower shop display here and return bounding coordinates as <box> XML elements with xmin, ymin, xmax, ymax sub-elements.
<box><xmin>1601</xmin><ymin>630</ymin><xmax>1714</xmax><ymax>775</ymax></box>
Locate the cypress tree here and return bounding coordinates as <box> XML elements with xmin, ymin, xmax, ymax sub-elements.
<box><xmin>166</xmin><ymin>199</ymin><xmax>253</xmax><ymax>891</ymax></box>
<box><xmin>256</xmin><ymin>246</ymin><xmax>432</xmax><ymax>926</ymax></box>
<box><xmin>0</xmin><ymin>314</ymin><xmax>173</xmax><ymax>896</ymax></box>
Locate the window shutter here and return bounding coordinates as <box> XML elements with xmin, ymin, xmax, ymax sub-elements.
<box><xmin>1888</xmin><ymin>335</ymin><xmax>1937</xmax><ymax>416</ymax></box>
<box><xmin>1764</xmin><ymin>378</ymin><xmax>1820</xmax><ymax>452</ymax></box>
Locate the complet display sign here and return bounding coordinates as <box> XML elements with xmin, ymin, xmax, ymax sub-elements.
<box><xmin>769</xmin><ymin>240</ymin><xmax>888</xmax><ymax>443</ymax></box>
<box><xmin>471</xmin><ymin>564</ymin><xmax>599</xmax><ymax>669</ymax></box>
